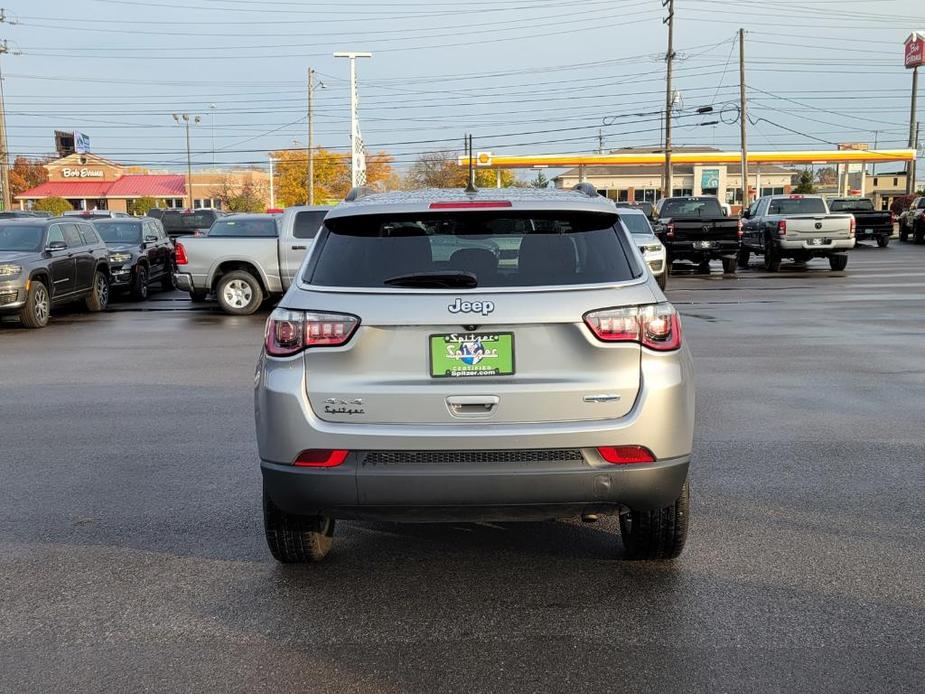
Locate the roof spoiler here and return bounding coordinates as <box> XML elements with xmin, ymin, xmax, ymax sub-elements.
<box><xmin>571</xmin><ymin>182</ymin><xmax>600</xmax><ymax>198</ymax></box>
<box><xmin>344</xmin><ymin>186</ymin><xmax>376</xmax><ymax>202</ymax></box>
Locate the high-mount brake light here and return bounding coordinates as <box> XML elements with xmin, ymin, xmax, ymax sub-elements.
<box><xmin>583</xmin><ymin>303</ymin><xmax>682</xmax><ymax>351</ymax></box>
<box><xmin>293</xmin><ymin>449</ymin><xmax>349</xmax><ymax>467</ymax></box>
<box><xmin>175</xmin><ymin>241</ymin><xmax>188</xmax><ymax>265</ymax></box>
<box><xmin>777</xmin><ymin>220</ymin><xmax>787</xmax><ymax>236</ymax></box>
<box><xmin>264</xmin><ymin>309</ymin><xmax>359</xmax><ymax>356</ymax></box>
<box><xmin>597</xmin><ymin>445</ymin><xmax>656</xmax><ymax>464</ymax></box>
<box><xmin>428</xmin><ymin>201</ymin><xmax>513</xmax><ymax>209</ymax></box>
<box><xmin>789</xmin><ymin>194</ymin><xmax>804</xmax><ymax>200</ymax></box>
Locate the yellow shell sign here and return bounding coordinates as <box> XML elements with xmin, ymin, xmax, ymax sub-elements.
<box><xmin>476</xmin><ymin>152</ymin><xmax>492</xmax><ymax>167</ymax></box>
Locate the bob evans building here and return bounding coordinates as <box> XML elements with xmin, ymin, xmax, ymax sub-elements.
<box><xmin>16</xmin><ymin>153</ymin><xmax>269</xmax><ymax>212</ymax></box>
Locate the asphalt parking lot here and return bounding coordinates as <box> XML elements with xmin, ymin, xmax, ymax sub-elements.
<box><xmin>1</xmin><ymin>243</ymin><xmax>923</xmax><ymax>693</ymax></box>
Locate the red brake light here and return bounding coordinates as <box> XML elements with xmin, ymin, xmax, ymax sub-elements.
<box><xmin>666</xmin><ymin>222</ymin><xmax>675</xmax><ymax>239</ymax></box>
<box><xmin>265</xmin><ymin>309</ymin><xmax>359</xmax><ymax>356</ymax></box>
<box><xmin>294</xmin><ymin>449</ymin><xmax>349</xmax><ymax>467</ymax></box>
<box><xmin>597</xmin><ymin>446</ymin><xmax>656</xmax><ymax>464</ymax></box>
<box><xmin>777</xmin><ymin>220</ymin><xmax>787</xmax><ymax>236</ymax></box>
<box><xmin>737</xmin><ymin>218</ymin><xmax>744</xmax><ymax>238</ymax></box>
<box><xmin>890</xmin><ymin>211</ymin><xmax>896</xmax><ymax>224</ymax></box>
<box><xmin>583</xmin><ymin>303</ymin><xmax>682</xmax><ymax>351</ymax></box>
<box><xmin>789</xmin><ymin>194</ymin><xmax>804</xmax><ymax>199</ymax></box>
<box><xmin>175</xmin><ymin>241</ymin><xmax>188</xmax><ymax>265</ymax></box>
<box><xmin>428</xmin><ymin>201</ymin><xmax>513</xmax><ymax>209</ymax></box>
<box><xmin>849</xmin><ymin>216</ymin><xmax>856</xmax><ymax>237</ymax></box>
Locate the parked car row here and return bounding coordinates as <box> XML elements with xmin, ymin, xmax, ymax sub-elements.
<box><xmin>897</xmin><ymin>195</ymin><xmax>925</xmax><ymax>243</ymax></box>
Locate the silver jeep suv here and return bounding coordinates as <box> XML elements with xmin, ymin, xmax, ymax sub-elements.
<box><xmin>255</xmin><ymin>187</ymin><xmax>695</xmax><ymax>562</ymax></box>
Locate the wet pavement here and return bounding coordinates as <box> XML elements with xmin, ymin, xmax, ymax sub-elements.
<box><xmin>1</xmin><ymin>242</ymin><xmax>922</xmax><ymax>692</ymax></box>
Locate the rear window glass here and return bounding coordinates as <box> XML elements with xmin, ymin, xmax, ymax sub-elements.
<box><xmin>767</xmin><ymin>198</ymin><xmax>827</xmax><ymax>215</ymax></box>
<box><xmin>305</xmin><ymin>212</ymin><xmax>637</xmax><ymax>288</ymax></box>
<box><xmin>293</xmin><ymin>210</ymin><xmax>327</xmax><ymax>239</ymax></box>
<box><xmin>162</xmin><ymin>211</ymin><xmax>217</xmax><ymax>231</ymax></box>
<box><xmin>619</xmin><ymin>214</ymin><xmax>654</xmax><ymax>236</ymax></box>
<box><xmin>208</xmin><ymin>218</ymin><xmax>277</xmax><ymax>237</ymax></box>
<box><xmin>659</xmin><ymin>198</ymin><xmax>723</xmax><ymax>217</ymax></box>
<box><xmin>829</xmin><ymin>199</ymin><xmax>874</xmax><ymax>212</ymax></box>
<box><xmin>95</xmin><ymin>222</ymin><xmax>142</xmax><ymax>244</ymax></box>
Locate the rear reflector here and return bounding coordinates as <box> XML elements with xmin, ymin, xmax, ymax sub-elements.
<box><xmin>429</xmin><ymin>201</ymin><xmax>513</xmax><ymax>209</ymax></box>
<box><xmin>597</xmin><ymin>446</ymin><xmax>656</xmax><ymax>464</ymax></box>
<box><xmin>294</xmin><ymin>449</ymin><xmax>349</xmax><ymax>467</ymax></box>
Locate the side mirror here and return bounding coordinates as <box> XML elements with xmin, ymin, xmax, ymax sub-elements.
<box><xmin>45</xmin><ymin>241</ymin><xmax>67</xmax><ymax>252</ymax></box>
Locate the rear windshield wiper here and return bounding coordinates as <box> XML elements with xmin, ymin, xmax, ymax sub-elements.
<box><xmin>384</xmin><ymin>271</ymin><xmax>478</xmax><ymax>288</ymax></box>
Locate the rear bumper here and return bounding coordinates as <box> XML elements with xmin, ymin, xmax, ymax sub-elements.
<box><xmin>665</xmin><ymin>242</ymin><xmax>739</xmax><ymax>261</ymax></box>
<box><xmin>174</xmin><ymin>272</ymin><xmax>194</xmax><ymax>292</ymax></box>
<box><xmin>262</xmin><ymin>453</ymin><xmax>690</xmax><ymax>519</ymax></box>
<box><xmin>779</xmin><ymin>238</ymin><xmax>854</xmax><ymax>251</ymax></box>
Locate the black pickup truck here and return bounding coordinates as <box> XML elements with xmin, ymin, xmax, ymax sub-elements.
<box><xmin>828</xmin><ymin>198</ymin><xmax>892</xmax><ymax>247</ymax></box>
<box><xmin>652</xmin><ymin>196</ymin><xmax>741</xmax><ymax>274</ymax></box>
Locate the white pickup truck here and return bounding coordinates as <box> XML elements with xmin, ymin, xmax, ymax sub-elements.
<box><xmin>739</xmin><ymin>194</ymin><xmax>856</xmax><ymax>272</ymax></box>
<box><xmin>173</xmin><ymin>205</ymin><xmax>332</xmax><ymax>314</ymax></box>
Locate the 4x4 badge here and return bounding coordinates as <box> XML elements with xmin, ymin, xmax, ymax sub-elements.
<box><xmin>448</xmin><ymin>298</ymin><xmax>495</xmax><ymax>315</ymax></box>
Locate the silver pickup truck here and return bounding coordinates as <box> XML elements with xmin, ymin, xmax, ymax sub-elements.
<box><xmin>739</xmin><ymin>194</ymin><xmax>855</xmax><ymax>272</ymax></box>
<box><xmin>173</xmin><ymin>205</ymin><xmax>332</xmax><ymax>314</ymax></box>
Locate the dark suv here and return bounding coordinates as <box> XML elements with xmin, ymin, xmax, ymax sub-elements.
<box><xmin>0</xmin><ymin>218</ymin><xmax>111</xmax><ymax>328</ymax></box>
<box><xmin>93</xmin><ymin>218</ymin><xmax>176</xmax><ymax>300</ymax></box>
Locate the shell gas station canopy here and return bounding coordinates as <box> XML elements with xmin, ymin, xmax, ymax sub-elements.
<box><xmin>459</xmin><ymin>149</ymin><xmax>918</xmax><ymax>169</ymax></box>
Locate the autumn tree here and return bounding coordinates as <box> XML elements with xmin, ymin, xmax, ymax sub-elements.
<box><xmin>271</xmin><ymin>148</ymin><xmax>395</xmax><ymax>207</ymax></box>
<box><xmin>815</xmin><ymin>167</ymin><xmax>837</xmax><ymax>186</ymax></box>
<box><xmin>128</xmin><ymin>196</ymin><xmax>159</xmax><ymax>216</ymax></box>
<box><xmin>210</xmin><ymin>177</ymin><xmax>267</xmax><ymax>213</ymax></box>
<box><xmin>33</xmin><ymin>196</ymin><xmax>72</xmax><ymax>216</ymax></box>
<box><xmin>407</xmin><ymin>151</ymin><xmax>518</xmax><ymax>189</ymax></box>
<box><xmin>9</xmin><ymin>155</ymin><xmax>52</xmax><ymax>197</ymax></box>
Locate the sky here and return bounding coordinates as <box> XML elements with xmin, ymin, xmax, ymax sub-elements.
<box><xmin>1</xmin><ymin>0</ymin><xmax>923</xmax><ymax>177</ymax></box>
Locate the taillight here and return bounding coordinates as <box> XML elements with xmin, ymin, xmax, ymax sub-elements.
<box><xmin>890</xmin><ymin>211</ymin><xmax>896</xmax><ymax>224</ymax></box>
<box><xmin>175</xmin><ymin>241</ymin><xmax>188</xmax><ymax>265</ymax></box>
<box><xmin>737</xmin><ymin>218</ymin><xmax>744</xmax><ymax>238</ymax></box>
<box><xmin>849</xmin><ymin>216</ymin><xmax>856</xmax><ymax>237</ymax></box>
<box><xmin>597</xmin><ymin>445</ymin><xmax>656</xmax><ymax>464</ymax></box>
<box><xmin>264</xmin><ymin>308</ymin><xmax>359</xmax><ymax>356</ymax></box>
<box><xmin>777</xmin><ymin>220</ymin><xmax>787</xmax><ymax>236</ymax></box>
<box><xmin>293</xmin><ymin>449</ymin><xmax>349</xmax><ymax>467</ymax></box>
<box><xmin>666</xmin><ymin>223</ymin><xmax>675</xmax><ymax>239</ymax></box>
<box><xmin>583</xmin><ymin>303</ymin><xmax>681</xmax><ymax>351</ymax></box>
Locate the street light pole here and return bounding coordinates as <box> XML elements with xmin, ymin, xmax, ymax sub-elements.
<box><xmin>173</xmin><ymin>113</ymin><xmax>200</xmax><ymax>209</ymax></box>
<box><xmin>662</xmin><ymin>0</ymin><xmax>675</xmax><ymax>200</ymax></box>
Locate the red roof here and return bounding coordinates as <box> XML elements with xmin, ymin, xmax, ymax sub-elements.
<box><xmin>16</xmin><ymin>174</ymin><xmax>187</xmax><ymax>199</ymax></box>
<box><xmin>17</xmin><ymin>180</ymin><xmax>113</xmax><ymax>198</ymax></box>
<box><xmin>107</xmin><ymin>174</ymin><xmax>187</xmax><ymax>197</ymax></box>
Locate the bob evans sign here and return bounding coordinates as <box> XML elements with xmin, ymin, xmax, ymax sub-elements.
<box><xmin>906</xmin><ymin>33</ymin><xmax>924</xmax><ymax>69</ymax></box>
<box><xmin>62</xmin><ymin>167</ymin><xmax>105</xmax><ymax>178</ymax></box>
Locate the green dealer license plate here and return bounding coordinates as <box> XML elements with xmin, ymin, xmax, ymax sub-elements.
<box><xmin>429</xmin><ymin>332</ymin><xmax>515</xmax><ymax>378</ymax></box>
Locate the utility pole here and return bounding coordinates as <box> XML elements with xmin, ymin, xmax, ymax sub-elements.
<box><xmin>908</xmin><ymin>65</ymin><xmax>919</xmax><ymax>195</ymax></box>
<box><xmin>172</xmin><ymin>113</ymin><xmax>199</xmax><ymax>209</ymax></box>
<box><xmin>598</xmin><ymin>128</ymin><xmax>605</xmax><ymax>155</ymax></box>
<box><xmin>0</xmin><ymin>39</ymin><xmax>11</xmax><ymax>211</ymax></box>
<box><xmin>307</xmin><ymin>68</ymin><xmax>315</xmax><ymax>205</ymax></box>
<box><xmin>334</xmin><ymin>52</ymin><xmax>372</xmax><ymax>188</ymax></box>
<box><xmin>269</xmin><ymin>155</ymin><xmax>275</xmax><ymax>209</ymax></box>
<box><xmin>739</xmin><ymin>28</ymin><xmax>749</xmax><ymax>208</ymax></box>
<box><xmin>662</xmin><ymin>0</ymin><xmax>675</xmax><ymax>200</ymax></box>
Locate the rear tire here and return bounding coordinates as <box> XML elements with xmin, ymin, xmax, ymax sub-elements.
<box><xmin>914</xmin><ymin>226</ymin><xmax>925</xmax><ymax>245</ymax></box>
<box><xmin>620</xmin><ymin>479</ymin><xmax>689</xmax><ymax>560</ymax></box>
<box><xmin>263</xmin><ymin>490</ymin><xmax>335</xmax><ymax>563</ymax></box>
<box><xmin>876</xmin><ymin>236</ymin><xmax>889</xmax><ymax>248</ymax></box>
<box><xmin>84</xmin><ymin>271</ymin><xmax>109</xmax><ymax>312</ymax></box>
<box><xmin>899</xmin><ymin>225</ymin><xmax>909</xmax><ymax>242</ymax></box>
<box><xmin>161</xmin><ymin>264</ymin><xmax>176</xmax><ymax>291</ymax></box>
<box><xmin>189</xmin><ymin>290</ymin><xmax>208</xmax><ymax>303</ymax></box>
<box><xmin>763</xmin><ymin>243</ymin><xmax>781</xmax><ymax>272</ymax></box>
<box><xmin>131</xmin><ymin>266</ymin><xmax>149</xmax><ymax>301</ymax></box>
<box><xmin>737</xmin><ymin>249</ymin><xmax>750</xmax><ymax>268</ymax></box>
<box><xmin>18</xmin><ymin>280</ymin><xmax>50</xmax><ymax>329</ymax></box>
<box><xmin>829</xmin><ymin>253</ymin><xmax>848</xmax><ymax>271</ymax></box>
<box><xmin>721</xmin><ymin>256</ymin><xmax>737</xmax><ymax>274</ymax></box>
<box><xmin>216</xmin><ymin>270</ymin><xmax>263</xmax><ymax>315</ymax></box>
